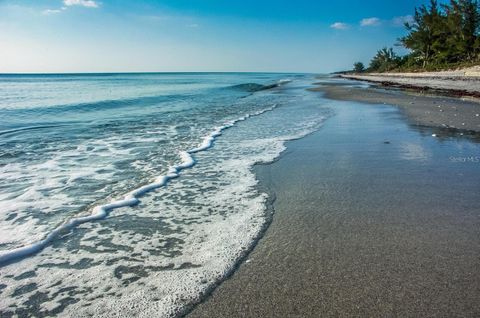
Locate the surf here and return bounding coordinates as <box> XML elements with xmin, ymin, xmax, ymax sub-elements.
<box><xmin>0</xmin><ymin>104</ymin><xmax>278</xmax><ymax>266</ymax></box>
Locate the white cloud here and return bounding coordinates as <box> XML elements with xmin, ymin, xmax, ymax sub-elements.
<box><xmin>187</xmin><ymin>23</ymin><xmax>199</xmax><ymax>28</ymax></box>
<box><xmin>63</xmin><ymin>0</ymin><xmax>99</xmax><ymax>8</ymax></box>
<box><xmin>392</xmin><ymin>15</ymin><xmax>414</xmax><ymax>26</ymax></box>
<box><xmin>360</xmin><ymin>17</ymin><xmax>381</xmax><ymax>27</ymax></box>
<box><xmin>330</xmin><ymin>22</ymin><xmax>349</xmax><ymax>30</ymax></box>
<box><xmin>41</xmin><ymin>6</ymin><xmax>67</xmax><ymax>15</ymax></box>
<box><xmin>42</xmin><ymin>9</ymin><xmax>62</xmax><ymax>15</ymax></box>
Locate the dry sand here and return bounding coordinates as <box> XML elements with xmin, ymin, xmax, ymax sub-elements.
<box><xmin>340</xmin><ymin>66</ymin><xmax>480</xmax><ymax>98</ymax></box>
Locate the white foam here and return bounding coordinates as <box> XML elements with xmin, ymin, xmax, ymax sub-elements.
<box><xmin>278</xmin><ymin>78</ymin><xmax>292</xmax><ymax>85</ymax></box>
<box><xmin>0</xmin><ymin>105</ymin><xmax>278</xmax><ymax>266</ymax></box>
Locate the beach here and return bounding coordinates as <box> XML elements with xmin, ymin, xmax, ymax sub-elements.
<box><xmin>339</xmin><ymin>66</ymin><xmax>480</xmax><ymax>98</ymax></box>
<box><xmin>188</xmin><ymin>79</ymin><xmax>480</xmax><ymax>317</ymax></box>
<box><xmin>3</xmin><ymin>0</ymin><xmax>480</xmax><ymax>316</ymax></box>
<box><xmin>311</xmin><ymin>79</ymin><xmax>480</xmax><ymax>133</ymax></box>
<box><xmin>1</xmin><ymin>74</ymin><xmax>479</xmax><ymax>317</ymax></box>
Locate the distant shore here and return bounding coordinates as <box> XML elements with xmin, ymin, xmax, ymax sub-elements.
<box><xmin>338</xmin><ymin>66</ymin><xmax>480</xmax><ymax>99</ymax></box>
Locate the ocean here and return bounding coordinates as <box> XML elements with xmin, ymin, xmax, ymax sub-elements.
<box><xmin>0</xmin><ymin>73</ymin><xmax>330</xmax><ymax>316</ymax></box>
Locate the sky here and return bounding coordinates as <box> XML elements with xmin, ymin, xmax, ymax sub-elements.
<box><xmin>0</xmin><ymin>0</ymin><xmax>436</xmax><ymax>73</ymax></box>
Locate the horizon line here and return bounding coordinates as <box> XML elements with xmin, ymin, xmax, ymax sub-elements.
<box><xmin>0</xmin><ymin>71</ymin><xmax>325</xmax><ymax>76</ymax></box>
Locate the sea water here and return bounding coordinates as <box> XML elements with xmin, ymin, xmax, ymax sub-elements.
<box><xmin>0</xmin><ymin>73</ymin><xmax>330</xmax><ymax>316</ymax></box>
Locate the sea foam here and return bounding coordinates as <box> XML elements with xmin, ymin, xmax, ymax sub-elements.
<box><xmin>0</xmin><ymin>105</ymin><xmax>278</xmax><ymax>266</ymax></box>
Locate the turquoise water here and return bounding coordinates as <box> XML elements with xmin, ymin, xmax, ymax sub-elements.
<box><xmin>0</xmin><ymin>73</ymin><xmax>330</xmax><ymax>316</ymax></box>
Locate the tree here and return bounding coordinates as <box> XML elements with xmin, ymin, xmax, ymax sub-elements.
<box><xmin>442</xmin><ymin>0</ymin><xmax>480</xmax><ymax>62</ymax></box>
<box><xmin>457</xmin><ymin>0</ymin><xmax>480</xmax><ymax>60</ymax></box>
<box><xmin>442</xmin><ymin>0</ymin><xmax>465</xmax><ymax>62</ymax></box>
<box><xmin>399</xmin><ymin>0</ymin><xmax>480</xmax><ymax>67</ymax></box>
<box><xmin>369</xmin><ymin>48</ymin><xmax>400</xmax><ymax>72</ymax></box>
<box><xmin>353</xmin><ymin>62</ymin><xmax>365</xmax><ymax>73</ymax></box>
<box><xmin>365</xmin><ymin>0</ymin><xmax>480</xmax><ymax>71</ymax></box>
<box><xmin>400</xmin><ymin>0</ymin><xmax>446</xmax><ymax>67</ymax></box>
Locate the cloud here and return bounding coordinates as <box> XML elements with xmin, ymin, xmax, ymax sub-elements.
<box><xmin>40</xmin><ymin>1</ymin><xmax>101</xmax><ymax>17</ymax></box>
<box><xmin>392</xmin><ymin>15</ymin><xmax>414</xmax><ymax>26</ymax></box>
<box><xmin>63</xmin><ymin>0</ymin><xmax>99</xmax><ymax>8</ymax></box>
<box><xmin>41</xmin><ymin>6</ymin><xmax>67</xmax><ymax>15</ymax></box>
<box><xmin>330</xmin><ymin>22</ymin><xmax>349</xmax><ymax>30</ymax></box>
<box><xmin>42</xmin><ymin>9</ymin><xmax>62</xmax><ymax>15</ymax></box>
<box><xmin>187</xmin><ymin>23</ymin><xmax>199</xmax><ymax>28</ymax></box>
<box><xmin>360</xmin><ymin>17</ymin><xmax>381</xmax><ymax>27</ymax></box>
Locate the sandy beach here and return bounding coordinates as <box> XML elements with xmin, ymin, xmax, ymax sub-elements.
<box><xmin>310</xmin><ymin>79</ymin><xmax>480</xmax><ymax>133</ymax></box>
<box><xmin>3</xmin><ymin>0</ymin><xmax>480</xmax><ymax>316</ymax></box>
<box><xmin>339</xmin><ymin>67</ymin><xmax>480</xmax><ymax>98</ymax></box>
<box><xmin>188</xmin><ymin>79</ymin><xmax>480</xmax><ymax>317</ymax></box>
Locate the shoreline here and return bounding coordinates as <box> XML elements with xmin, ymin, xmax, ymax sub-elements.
<box><xmin>187</xmin><ymin>82</ymin><xmax>480</xmax><ymax>317</ymax></box>
<box><xmin>310</xmin><ymin>80</ymin><xmax>480</xmax><ymax>134</ymax></box>
<box><xmin>338</xmin><ymin>69</ymin><xmax>480</xmax><ymax>99</ymax></box>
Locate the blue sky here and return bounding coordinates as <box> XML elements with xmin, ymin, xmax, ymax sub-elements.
<box><xmin>0</xmin><ymin>0</ymin><xmax>434</xmax><ymax>73</ymax></box>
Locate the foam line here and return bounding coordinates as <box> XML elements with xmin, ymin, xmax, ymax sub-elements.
<box><xmin>0</xmin><ymin>104</ymin><xmax>278</xmax><ymax>266</ymax></box>
<box><xmin>278</xmin><ymin>78</ymin><xmax>292</xmax><ymax>85</ymax></box>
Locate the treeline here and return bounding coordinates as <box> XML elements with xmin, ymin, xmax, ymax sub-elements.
<box><xmin>354</xmin><ymin>0</ymin><xmax>480</xmax><ymax>73</ymax></box>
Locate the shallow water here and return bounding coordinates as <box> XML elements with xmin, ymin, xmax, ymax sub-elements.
<box><xmin>0</xmin><ymin>73</ymin><xmax>331</xmax><ymax>316</ymax></box>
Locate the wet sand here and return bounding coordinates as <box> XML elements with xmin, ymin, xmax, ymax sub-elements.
<box><xmin>188</xmin><ymin>86</ymin><xmax>480</xmax><ymax>317</ymax></box>
<box><xmin>310</xmin><ymin>83</ymin><xmax>480</xmax><ymax>133</ymax></box>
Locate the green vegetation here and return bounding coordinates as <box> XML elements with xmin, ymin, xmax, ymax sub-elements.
<box><xmin>369</xmin><ymin>47</ymin><xmax>401</xmax><ymax>72</ymax></box>
<box><xmin>362</xmin><ymin>0</ymin><xmax>480</xmax><ymax>72</ymax></box>
<box><xmin>353</xmin><ymin>62</ymin><xmax>365</xmax><ymax>72</ymax></box>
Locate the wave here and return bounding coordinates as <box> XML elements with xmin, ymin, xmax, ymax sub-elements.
<box><xmin>0</xmin><ymin>104</ymin><xmax>278</xmax><ymax>266</ymax></box>
<box><xmin>227</xmin><ymin>78</ymin><xmax>292</xmax><ymax>93</ymax></box>
<box><xmin>0</xmin><ymin>93</ymin><xmax>192</xmax><ymax>116</ymax></box>
<box><xmin>0</xmin><ymin>123</ymin><xmax>73</xmax><ymax>137</ymax></box>
<box><xmin>228</xmin><ymin>83</ymin><xmax>274</xmax><ymax>92</ymax></box>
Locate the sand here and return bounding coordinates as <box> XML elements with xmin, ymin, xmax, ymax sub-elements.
<box><xmin>187</xmin><ymin>83</ymin><xmax>480</xmax><ymax>317</ymax></box>
<box><xmin>310</xmin><ymin>82</ymin><xmax>480</xmax><ymax>133</ymax></box>
<box><xmin>339</xmin><ymin>68</ymin><xmax>480</xmax><ymax>98</ymax></box>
